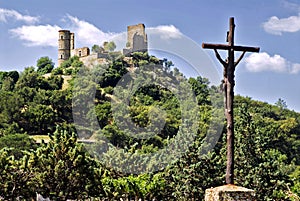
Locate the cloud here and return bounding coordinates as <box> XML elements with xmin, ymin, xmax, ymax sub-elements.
<box><xmin>263</xmin><ymin>14</ymin><xmax>300</xmax><ymax>35</ymax></box>
<box><xmin>9</xmin><ymin>14</ymin><xmax>183</xmax><ymax>51</ymax></box>
<box><xmin>245</xmin><ymin>52</ymin><xmax>287</xmax><ymax>72</ymax></box>
<box><xmin>282</xmin><ymin>0</ymin><xmax>300</xmax><ymax>12</ymax></box>
<box><xmin>291</xmin><ymin>63</ymin><xmax>300</xmax><ymax>74</ymax></box>
<box><xmin>9</xmin><ymin>15</ymin><xmax>118</xmax><ymax>48</ymax></box>
<box><xmin>147</xmin><ymin>25</ymin><xmax>183</xmax><ymax>39</ymax></box>
<box><xmin>65</xmin><ymin>15</ymin><xmax>119</xmax><ymax>47</ymax></box>
<box><xmin>65</xmin><ymin>16</ymin><xmax>182</xmax><ymax>47</ymax></box>
<box><xmin>245</xmin><ymin>52</ymin><xmax>300</xmax><ymax>74</ymax></box>
<box><xmin>10</xmin><ymin>25</ymin><xmax>61</xmax><ymax>47</ymax></box>
<box><xmin>0</xmin><ymin>8</ymin><xmax>39</xmax><ymax>24</ymax></box>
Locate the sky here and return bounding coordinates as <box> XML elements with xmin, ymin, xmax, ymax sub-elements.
<box><xmin>0</xmin><ymin>0</ymin><xmax>300</xmax><ymax>111</ymax></box>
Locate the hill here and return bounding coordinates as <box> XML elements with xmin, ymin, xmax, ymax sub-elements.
<box><xmin>0</xmin><ymin>53</ymin><xmax>299</xmax><ymax>200</ymax></box>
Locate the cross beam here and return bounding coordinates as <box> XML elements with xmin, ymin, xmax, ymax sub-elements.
<box><xmin>202</xmin><ymin>43</ymin><xmax>259</xmax><ymax>53</ymax></box>
<box><xmin>202</xmin><ymin>17</ymin><xmax>260</xmax><ymax>185</ymax></box>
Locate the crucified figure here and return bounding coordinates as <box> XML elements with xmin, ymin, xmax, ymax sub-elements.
<box><xmin>213</xmin><ymin>49</ymin><xmax>246</xmax><ymax>91</ymax></box>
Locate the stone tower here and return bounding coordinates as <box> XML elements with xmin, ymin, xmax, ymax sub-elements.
<box><xmin>123</xmin><ymin>23</ymin><xmax>148</xmax><ymax>55</ymax></box>
<box><xmin>58</xmin><ymin>30</ymin><xmax>74</xmax><ymax>66</ymax></box>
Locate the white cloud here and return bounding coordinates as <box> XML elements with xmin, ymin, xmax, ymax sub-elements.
<box><xmin>291</xmin><ymin>63</ymin><xmax>300</xmax><ymax>74</ymax></box>
<box><xmin>65</xmin><ymin>16</ymin><xmax>182</xmax><ymax>47</ymax></box>
<box><xmin>9</xmin><ymin>14</ymin><xmax>183</xmax><ymax>52</ymax></box>
<box><xmin>10</xmin><ymin>25</ymin><xmax>61</xmax><ymax>47</ymax></box>
<box><xmin>263</xmin><ymin>14</ymin><xmax>300</xmax><ymax>35</ymax></box>
<box><xmin>0</xmin><ymin>8</ymin><xmax>39</xmax><ymax>24</ymax></box>
<box><xmin>245</xmin><ymin>52</ymin><xmax>300</xmax><ymax>74</ymax></box>
<box><xmin>65</xmin><ymin>15</ymin><xmax>118</xmax><ymax>47</ymax></box>
<box><xmin>147</xmin><ymin>25</ymin><xmax>183</xmax><ymax>39</ymax></box>
<box><xmin>245</xmin><ymin>52</ymin><xmax>287</xmax><ymax>72</ymax></box>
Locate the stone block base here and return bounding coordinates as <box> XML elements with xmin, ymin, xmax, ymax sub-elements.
<box><xmin>205</xmin><ymin>185</ymin><xmax>255</xmax><ymax>201</ymax></box>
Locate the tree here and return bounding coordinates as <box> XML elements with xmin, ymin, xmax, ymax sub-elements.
<box><xmin>275</xmin><ymin>98</ymin><xmax>287</xmax><ymax>109</ymax></box>
<box><xmin>103</xmin><ymin>41</ymin><xmax>116</xmax><ymax>52</ymax></box>
<box><xmin>21</xmin><ymin>103</ymin><xmax>57</xmax><ymax>134</ymax></box>
<box><xmin>37</xmin><ymin>57</ymin><xmax>54</xmax><ymax>75</ymax></box>
<box><xmin>0</xmin><ymin>91</ymin><xmax>24</xmax><ymax>126</ymax></box>
<box><xmin>0</xmin><ymin>148</ymin><xmax>36</xmax><ymax>199</ymax></box>
<box><xmin>0</xmin><ymin>71</ymin><xmax>19</xmax><ymax>90</ymax></box>
<box><xmin>0</xmin><ymin>134</ymin><xmax>36</xmax><ymax>159</ymax></box>
<box><xmin>7</xmin><ymin>71</ymin><xmax>19</xmax><ymax>83</ymax></box>
<box><xmin>30</xmin><ymin>127</ymin><xmax>105</xmax><ymax>199</ymax></box>
<box><xmin>234</xmin><ymin>103</ymin><xmax>294</xmax><ymax>200</ymax></box>
<box><xmin>188</xmin><ymin>76</ymin><xmax>210</xmax><ymax>105</ymax></box>
<box><xmin>15</xmin><ymin>67</ymin><xmax>50</xmax><ymax>90</ymax></box>
<box><xmin>94</xmin><ymin>101</ymin><xmax>112</xmax><ymax>128</ymax></box>
<box><xmin>163</xmin><ymin>58</ymin><xmax>174</xmax><ymax>72</ymax></box>
<box><xmin>92</xmin><ymin>44</ymin><xmax>103</xmax><ymax>53</ymax></box>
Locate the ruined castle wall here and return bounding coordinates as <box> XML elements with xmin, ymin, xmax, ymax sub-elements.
<box><xmin>79</xmin><ymin>53</ymin><xmax>108</xmax><ymax>67</ymax></box>
<box><xmin>126</xmin><ymin>23</ymin><xmax>147</xmax><ymax>52</ymax></box>
<box><xmin>71</xmin><ymin>47</ymin><xmax>90</xmax><ymax>58</ymax></box>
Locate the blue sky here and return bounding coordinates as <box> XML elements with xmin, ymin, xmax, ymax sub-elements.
<box><xmin>0</xmin><ymin>0</ymin><xmax>300</xmax><ymax>111</ymax></box>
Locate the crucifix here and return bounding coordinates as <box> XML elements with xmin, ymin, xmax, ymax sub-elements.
<box><xmin>202</xmin><ymin>17</ymin><xmax>260</xmax><ymax>184</ymax></box>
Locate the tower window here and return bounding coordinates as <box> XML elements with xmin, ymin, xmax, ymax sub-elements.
<box><xmin>79</xmin><ymin>51</ymin><xmax>82</xmax><ymax>57</ymax></box>
<box><xmin>61</xmin><ymin>35</ymin><xmax>64</xmax><ymax>40</ymax></box>
<box><xmin>61</xmin><ymin>55</ymin><xmax>63</xmax><ymax>59</ymax></box>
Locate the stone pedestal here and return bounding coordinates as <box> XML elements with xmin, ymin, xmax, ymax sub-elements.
<box><xmin>205</xmin><ymin>185</ymin><xmax>256</xmax><ymax>201</ymax></box>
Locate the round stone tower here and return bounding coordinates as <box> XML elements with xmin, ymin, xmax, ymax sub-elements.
<box><xmin>58</xmin><ymin>30</ymin><xmax>72</xmax><ymax>66</ymax></box>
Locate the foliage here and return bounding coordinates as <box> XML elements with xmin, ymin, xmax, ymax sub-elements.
<box><xmin>0</xmin><ymin>70</ymin><xmax>19</xmax><ymax>91</ymax></box>
<box><xmin>0</xmin><ymin>54</ymin><xmax>299</xmax><ymax>200</ymax></box>
<box><xmin>59</xmin><ymin>56</ymin><xmax>83</xmax><ymax>74</ymax></box>
<box><xmin>92</xmin><ymin>41</ymin><xmax>116</xmax><ymax>53</ymax></box>
<box><xmin>92</xmin><ymin>44</ymin><xmax>103</xmax><ymax>53</ymax></box>
<box><xmin>29</xmin><ymin>126</ymin><xmax>105</xmax><ymax>199</ymax></box>
<box><xmin>0</xmin><ymin>148</ymin><xmax>36</xmax><ymax>199</ymax></box>
<box><xmin>0</xmin><ymin>133</ymin><xmax>36</xmax><ymax>159</ymax></box>
<box><xmin>103</xmin><ymin>41</ymin><xmax>116</xmax><ymax>52</ymax></box>
<box><xmin>36</xmin><ymin>56</ymin><xmax>54</xmax><ymax>75</ymax></box>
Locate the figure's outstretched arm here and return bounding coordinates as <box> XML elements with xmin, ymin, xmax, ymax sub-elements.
<box><xmin>214</xmin><ymin>49</ymin><xmax>227</xmax><ymax>66</ymax></box>
<box><xmin>234</xmin><ymin>51</ymin><xmax>246</xmax><ymax>67</ymax></box>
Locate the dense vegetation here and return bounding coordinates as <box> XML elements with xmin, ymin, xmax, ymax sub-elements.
<box><xmin>0</xmin><ymin>54</ymin><xmax>299</xmax><ymax>200</ymax></box>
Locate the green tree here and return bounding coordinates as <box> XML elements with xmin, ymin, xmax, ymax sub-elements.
<box><xmin>92</xmin><ymin>44</ymin><xmax>103</xmax><ymax>53</ymax></box>
<box><xmin>103</xmin><ymin>41</ymin><xmax>116</xmax><ymax>52</ymax></box>
<box><xmin>188</xmin><ymin>76</ymin><xmax>210</xmax><ymax>105</ymax></box>
<box><xmin>0</xmin><ymin>91</ymin><xmax>24</xmax><ymax>126</ymax></box>
<box><xmin>0</xmin><ymin>134</ymin><xmax>36</xmax><ymax>159</ymax></box>
<box><xmin>15</xmin><ymin>67</ymin><xmax>50</xmax><ymax>90</ymax></box>
<box><xmin>37</xmin><ymin>56</ymin><xmax>54</xmax><ymax>75</ymax></box>
<box><xmin>163</xmin><ymin>58</ymin><xmax>174</xmax><ymax>72</ymax></box>
<box><xmin>94</xmin><ymin>101</ymin><xmax>112</xmax><ymax>128</ymax></box>
<box><xmin>0</xmin><ymin>71</ymin><xmax>19</xmax><ymax>90</ymax></box>
<box><xmin>0</xmin><ymin>148</ymin><xmax>36</xmax><ymax>199</ymax></box>
<box><xmin>30</xmin><ymin>127</ymin><xmax>105</xmax><ymax>199</ymax></box>
<box><xmin>234</xmin><ymin>103</ymin><xmax>294</xmax><ymax>200</ymax></box>
<box><xmin>275</xmin><ymin>98</ymin><xmax>288</xmax><ymax>110</ymax></box>
<box><xmin>21</xmin><ymin>103</ymin><xmax>57</xmax><ymax>134</ymax></box>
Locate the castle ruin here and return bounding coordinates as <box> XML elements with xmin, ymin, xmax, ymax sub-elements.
<box><xmin>123</xmin><ymin>23</ymin><xmax>148</xmax><ymax>55</ymax></box>
<box><xmin>58</xmin><ymin>23</ymin><xmax>148</xmax><ymax>66</ymax></box>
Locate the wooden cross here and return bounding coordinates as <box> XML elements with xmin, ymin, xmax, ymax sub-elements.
<box><xmin>202</xmin><ymin>17</ymin><xmax>260</xmax><ymax>184</ymax></box>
